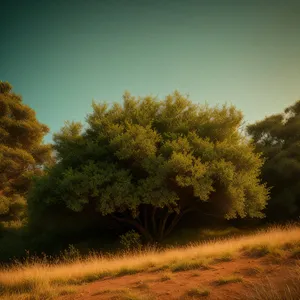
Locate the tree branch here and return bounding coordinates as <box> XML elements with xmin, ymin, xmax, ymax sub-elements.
<box><xmin>158</xmin><ymin>208</ymin><xmax>171</xmax><ymax>241</ymax></box>
<box><xmin>164</xmin><ymin>207</ymin><xmax>194</xmax><ymax>238</ymax></box>
<box><xmin>112</xmin><ymin>215</ymin><xmax>153</xmax><ymax>241</ymax></box>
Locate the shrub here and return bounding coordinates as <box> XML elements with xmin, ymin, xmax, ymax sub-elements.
<box><xmin>120</xmin><ymin>230</ymin><xmax>142</xmax><ymax>251</ymax></box>
<box><xmin>60</xmin><ymin>244</ymin><xmax>81</xmax><ymax>262</ymax></box>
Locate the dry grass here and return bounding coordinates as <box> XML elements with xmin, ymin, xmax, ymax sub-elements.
<box><xmin>182</xmin><ymin>287</ymin><xmax>210</xmax><ymax>298</ymax></box>
<box><xmin>240</xmin><ymin>264</ymin><xmax>300</xmax><ymax>300</ymax></box>
<box><xmin>133</xmin><ymin>282</ymin><xmax>150</xmax><ymax>290</ymax></box>
<box><xmin>214</xmin><ymin>275</ymin><xmax>243</xmax><ymax>286</ymax></box>
<box><xmin>290</xmin><ymin>247</ymin><xmax>300</xmax><ymax>259</ymax></box>
<box><xmin>243</xmin><ymin>244</ymin><xmax>272</xmax><ymax>258</ymax></box>
<box><xmin>90</xmin><ymin>288</ymin><xmax>153</xmax><ymax>300</ymax></box>
<box><xmin>0</xmin><ymin>285</ymin><xmax>77</xmax><ymax>300</ymax></box>
<box><xmin>242</xmin><ymin>266</ymin><xmax>264</xmax><ymax>276</ymax></box>
<box><xmin>212</xmin><ymin>252</ymin><xmax>234</xmax><ymax>263</ymax></box>
<box><xmin>0</xmin><ymin>225</ymin><xmax>299</xmax><ymax>299</ymax></box>
<box><xmin>170</xmin><ymin>258</ymin><xmax>211</xmax><ymax>272</ymax></box>
<box><xmin>159</xmin><ymin>272</ymin><xmax>173</xmax><ymax>282</ymax></box>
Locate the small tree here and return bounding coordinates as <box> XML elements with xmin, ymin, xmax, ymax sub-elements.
<box><xmin>29</xmin><ymin>91</ymin><xmax>268</xmax><ymax>241</ymax></box>
<box><xmin>0</xmin><ymin>81</ymin><xmax>52</xmax><ymax>226</ymax></box>
<box><xmin>247</xmin><ymin>100</ymin><xmax>300</xmax><ymax>221</ymax></box>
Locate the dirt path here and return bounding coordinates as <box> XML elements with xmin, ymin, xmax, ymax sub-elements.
<box><xmin>60</xmin><ymin>257</ymin><xmax>296</xmax><ymax>300</ymax></box>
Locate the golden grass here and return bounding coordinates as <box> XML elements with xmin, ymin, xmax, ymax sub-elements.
<box><xmin>0</xmin><ymin>284</ymin><xmax>76</xmax><ymax>300</ymax></box>
<box><xmin>182</xmin><ymin>287</ymin><xmax>210</xmax><ymax>298</ymax></box>
<box><xmin>90</xmin><ymin>288</ymin><xmax>153</xmax><ymax>300</ymax></box>
<box><xmin>240</xmin><ymin>263</ymin><xmax>300</xmax><ymax>300</ymax></box>
<box><xmin>0</xmin><ymin>225</ymin><xmax>299</xmax><ymax>299</ymax></box>
<box><xmin>214</xmin><ymin>275</ymin><xmax>243</xmax><ymax>285</ymax></box>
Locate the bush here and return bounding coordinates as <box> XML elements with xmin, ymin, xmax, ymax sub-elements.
<box><xmin>60</xmin><ymin>244</ymin><xmax>81</xmax><ymax>262</ymax></box>
<box><xmin>119</xmin><ymin>230</ymin><xmax>142</xmax><ymax>251</ymax></box>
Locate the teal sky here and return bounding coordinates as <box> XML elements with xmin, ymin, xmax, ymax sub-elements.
<box><xmin>1</xmin><ymin>0</ymin><xmax>300</xmax><ymax>142</ymax></box>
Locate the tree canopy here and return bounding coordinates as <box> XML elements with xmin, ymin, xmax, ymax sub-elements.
<box><xmin>247</xmin><ymin>100</ymin><xmax>300</xmax><ymax>221</ymax></box>
<box><xmin>0</xmin><ymin>81</ymin><xmax>52</xmax><ymax>226</ymax></box>
<box><xmin>29</xmin><ymin>91</ymin><xmax>268</xmax><ymax>241</ymax></box>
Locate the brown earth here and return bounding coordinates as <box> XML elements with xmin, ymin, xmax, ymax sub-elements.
<box><xmin>60</xmin><ymin>257</ymin><xmax>297</xmax><ymax>300</ymax></box>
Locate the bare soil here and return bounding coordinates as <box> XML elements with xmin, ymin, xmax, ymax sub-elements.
<box><xmin>60</xmin><ymin>256</ymin><xmax>297</xmax><ymax>299</ymax></box>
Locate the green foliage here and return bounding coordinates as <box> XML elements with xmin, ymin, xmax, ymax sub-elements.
<box><xmin>29</xmin><ymin>91</ymin><xmax>268</xmax><ymax>241</ymax></box>
<box><xmin>0</xmin><ymin>81</ymin><xmax>52</xmax><ymax>226</ymax></box>
<box><xmin>247</xmin><ymin>100</ymin><xmax>300</xmax><ymax>220</ymax></box>
<box><xmin>60</xmin><ymin>244</ymin><xmax>81</xmax><ymax>262</ymax></box>
<box><xmin>120</xmin><ymin>230</ymin><xmax>142</xmax><ymax>251</ymax></box>
<box><xmin>0</xmin><ymin>228</ymin><xmax>28</xmax><ymax>262</ymax></box>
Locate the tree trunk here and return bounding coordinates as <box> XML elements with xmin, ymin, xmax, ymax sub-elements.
<box><xmin>157</xmin><ymin>208</ymin><xmax>170</xmax><ymax>241</ymax></box>
<box><xmin>163</xmin><ymin>208</ymin><xmax>194</xmax><ymax>239</ymax></box>
<box><xmin>112</xmin><ymin>207</ymin><xmax>194</xmax><ymax>243</ymax></box>
<box><xmin>143</xmin><ymin>205</ymin><xmax>148</xmax><ymax>231</ymax></box>
<box><xmin>151</xmin><ymin>206</ymin><xmax>157</xmax><ymax>237</ymax></box>
<box><xmin>112</xmin><ymin>215</ymin><xmax>153</xmax><ymax>242</ymax></box>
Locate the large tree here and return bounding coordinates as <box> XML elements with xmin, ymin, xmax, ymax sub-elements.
<box><xmin>0</xmin><ymin>81</ymin><xmax>52</xmax><ymax>225</ymax></box>
<box><xmin>29</xmin><ymin>91</ymin><xmax>268</xmax><ymax>241</ymax></box>
<box><xmin>247</xmin><ymin>100</ymin><xmax>300</xmax><ymax>221</ymax></box>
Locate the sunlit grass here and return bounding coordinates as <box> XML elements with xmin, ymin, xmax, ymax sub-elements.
<box><xmin>214</xmin><ymin>275</ymin><xmax>243</xmax><ymax>285</ymax></box>
<box><xmin>213</xmin><ymin>252</ymin><xmax>234</xmax><ymax>263</ymax></box>
<box><xmin>89</xmin><ymin>288</ymin><xmax>153</xmax><ymax>300</ymax></box>
<box><xmin>0</xmin><ymin>284</ymin><xmax>77</xmax><ymax>300</ymax></box>
<box><xmin>0</xmin><ymin>225</ymin><xmax>299</xmax><ymax>299</ymax></box>
<box><xmin>243</xmin><ymin>244</ymin><xmax>272</xmax><ymax>258</ymax></box>
<box><xmin>240</xmin><ymin>264</ymin><xmax>300</xmax><ymax>300</ymax></box>
<box><xmin>170</xmin><ymin>258</ymin><xmax>211</xmax><ymax>272</ymax></box>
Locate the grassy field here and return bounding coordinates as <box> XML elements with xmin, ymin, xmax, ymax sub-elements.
<box><xmin>0</xmin><ymin>225</ymin><xmax>300</xmax><ymax>299</ymax></box>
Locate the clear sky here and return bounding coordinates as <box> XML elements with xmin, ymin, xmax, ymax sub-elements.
<box><xmin>1</xmin><ymin>0</ymin><xmax>300</xmax><ymax>142</ymax></box>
